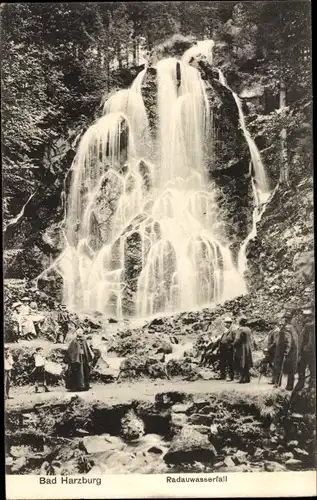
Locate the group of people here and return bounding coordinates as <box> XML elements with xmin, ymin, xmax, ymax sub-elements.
<box><xmin>10</xmin><ymin>296</ymin><xmax>74</xmax><ymax>344</ymax></box>
<box><xmin>5</xmin><ymin>295</ymin><xmax>315</xmax><ymax>399</ymax></box>
<box><xmin>261</xmin><ymin>303</ymin><xmax>315</xmax><ymax>391</ymax></box>
<box><xmin>4</xmin><ymin>325</ymin><xmax>95</xmax><ymax>399</ymax></box>
<box><xmin>200</xmin><ymin>316</ymin><xmax>253</xmax><ymax>384</ymax></box>
<box><xmin>200</xmin><ymin>302</ymin><xmax>315</xmax><ymax>391</ymax></box>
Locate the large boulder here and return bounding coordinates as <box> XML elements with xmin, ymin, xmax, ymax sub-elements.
<box><xmin>120</xmin><ymin>409</ymin><xmax>145</xmax><ymax>443</ymax></box>
<box><xmin>164</xmin><ymin>425</ymin><xmax>217</xmax><ymax>465</ymax></box>
<box><xmin>82</xmin><ymin>434</ymin><xmax>125</xmax><ymax>454</ymax></box>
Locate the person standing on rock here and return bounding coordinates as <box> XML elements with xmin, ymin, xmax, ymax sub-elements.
<box><xmin>56</xmin><ymin>304</ymin><xmax>71</xmax><ymax>344</ymax></box>
<box><xmin>233</xmin><ymin>316</ymin><xmax>253</xmax><ymax>383</ymax></box>
<box><xmin>65</xmin><ymin>328</ymin><xmax>94</xmax><ymax>392</ymax></box>
<box><xmin>4</xmin><ymin>347</ymin><xmax>14</xmax><ymax>399</ymax></box>
<box><xmin>31</xmin><ymin>347</ymin><xmax>50</xmax><ymax>393</ymax></box>
<box><xmin>272</xmin><ymin>311</ymin><xmax>299</xmax><ymax>391</ymax></box>
<box><xmin>295</xmin><ymin>305</ymin><xmax>315</xmax><ymax>391</ymax></box>
<box><xmin>259</xmin><ymin>324</ymin><xmax>280</xmax><ymax>383</ymax></box>
<box><xmin>218</xmin><ymin>316</ymin><xmax>235</xmax><ymax>381</ymax></box>
<box><xmin>286</xmin><ymin>303</ymin><xmax>306</xmax><ymax>352</ymax></box>
<box><xmin>200</xmin><ymin>333</ymin><xmax>221</xmax><ymax>368</ymax></box>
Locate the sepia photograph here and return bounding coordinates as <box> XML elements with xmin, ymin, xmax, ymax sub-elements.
<box><xmin>2</xmin><ymin>1</ymin><xmax>315</xmax><ymax>498</ymax></box>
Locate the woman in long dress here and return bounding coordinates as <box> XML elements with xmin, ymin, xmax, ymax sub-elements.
<box><xmin>64</xmin><ymin>329</ymin><xmax>94</xmax><ymax>391</ymax></box>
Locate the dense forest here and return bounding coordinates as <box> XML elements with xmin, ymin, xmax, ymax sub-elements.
<box><xmin>1</xmin><ymin>1</ymin><xmax>312</xmax><ymax>223</ymax></box>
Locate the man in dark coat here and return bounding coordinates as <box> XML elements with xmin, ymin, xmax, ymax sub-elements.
<box><xmin>65</xmin><ymin>329</ymin><xmax>94</xmax><ymax>392</ymax></box>
<box><xmin>56</xmin><ymin>304</ymin><xmax>71</xmax><ymax>343</ymax></box>
<box><xmin>258</xmin><ymin>325</ymin><xmax>280</xmax><ymax>383</ymax></box>
<box><xmin>234</xmin><ymin>316</ymin><xmax>253</xmax><ymax>383</ymax></box>
<box><xmin>295</xmin><ymin>306</ymin><xmax>315</xmax><ymax>391</ymax></box>
<box><xmin>272</xmin><ymin>311</ymin><xmax>299</xmax><ymax>391</ymax></box>
<box><xmin>218</xmin><ymin>316</ymin><xmax>235</xmax><ymax>381</ymax></box>
<box><xmin>286</xmin><ymin>303</ymin><xmax>306</xmax><ymax>352</ymax></box>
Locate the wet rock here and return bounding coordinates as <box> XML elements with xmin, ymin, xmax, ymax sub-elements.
<box><xmin>91</xmin><ymin>356</ymin><xmax>117</xmax><ymax>383</ymax></box>
<box><xmin>209</xmin><ymin>424</ymin><xmax>219</xmax><ymax>438</ymax></box>
<box><xmin>146</xmin><ymin>359</ymin><xmax>169</xmax><ymax>379</ymax></box>
<box><xmin>264</xmin><ymin>461</ymin><xmax>286</xmax><ymax>472</ymax></box>
<box><xmin>187</xmin><ymin>413</ymin><xmax>215</xmax><ymax>426</ymax></box>
<box><xmin>171</xmin><ymin>403</ymin><xmax>191</xmax><ymax>414</ymax></box>
<box><xmin>148</xmin><ymin>317</ymin><xmax>164</xmax><ymax>327</ymax></box>
<box><xmin>234</xmin><ymin>450</ymin><xmax>248</xmax><ymax>465</ymax></box>
<box><xmin>120</xmin><ymin>409</ymin><xmax>145</xmax><ymax>443</ymax></box>
<box><xmin>188</xmin><ymin>425</ymin><xmax>210</xmax><ymax>435</ymax></box>
<box><xmin>223</xmin><ymin>456</ymin><xmax>235</xmax><ymax>468</ymax></box>
<box><xmin>293</xmin><ymin>448</ymin><xmax>309</xmax><ymax>457</ymax></box>
<box><xmin>285</xmin><ymin>458</ymin><xmax>302</xmax><ymax>469</ymax></box>
<box><xmin>82</xmin><ymin>435</ymin><xmax>125</xmax><ymax>454</ymax></box>
<box><xmin>11</xmin><ymin>456</ymin><xmax>27</xmax><ymax>472</ymax></box>
<box><xmin>10</xmin><ymin>445</ymin><xmax>32</xmax><ymax>458</ymax></box>
<box><xmin>287</xmin><ymin>440</ymin><xmax>299</xmax><ymax>448</ymax></box>
<box><xmin>282</xmin><ymin>451</ymin><xmax>294</xmax><ymax>460</ymax></box>
<box><xmin>155</xmin><ymin>391</ymin><xmax>192</xmax><ymax>408</ymax></box>
<box><xmin>166</xmin><ymin>358</ymin><xmax>200</xmax><ymax>380</ymax></box>
<box><xmin>155</xmin><ymin>340</ymin><xmax>173</xmax><ymax>355</ymax></box>
<box><xmin>198</xmin><ymin>368</ymin><xmax>217</xmax><ymax>380</ymax></box>
<box><xmin>171</xmin><ymin>412</ymin><xmax>188</xmax><ymax>431</ymax></box>
<box><xmin>164</xmin><ymin>425</ymin><xmax>217</xmax><ymax>465</ymax></box>
<box><xmin>129</xmin><ymin>434</ymin><xmax>168</xmax><ymax>459</ymax></box>
<box><xmin>253</xmin><ymin>448</ymin><xmax>264</xmax><ymax>459</ymax></box>
<box><xmin>213</xmin><ymin>461</ymin><xmax>224</xmax><ymax>469</ymax></box>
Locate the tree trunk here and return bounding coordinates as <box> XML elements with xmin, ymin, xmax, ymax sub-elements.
<box><xmin>117</xmin><ymin>45</ymin><xmax>122</xmax><ymax>69</ymax></box>
<box><xmin>106</xmin><ymin>57</ymin><xmax>110</xmax><ymax>92</ymax></box>
<box><xmin>133</xmin><ymin>39</ymin><xmax>137</xmax><ymax>65</ymax></box>
<box><xmin>279</xmin><ymin>81</ymin><xmax>289</xmax><ymax>186</ymax></box>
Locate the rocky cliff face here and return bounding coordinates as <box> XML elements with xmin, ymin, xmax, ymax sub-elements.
<box><xmin>246</xmin><ymin>176</ymin><xmax>314</xmax><ymax>307</ymax></box>
<box><xmin>3</xmin><ymin>40</ymin><xmax>314</xmax><ymax>324</ymax></box>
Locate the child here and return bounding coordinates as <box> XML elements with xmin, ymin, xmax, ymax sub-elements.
<box><xmin>4</xmin><ymin>347</ymin><xmax>14</xmax><ymax>399</ymax></box>
<box><xmin>32</xmin><ymin>347</ymin><xmax>50</xmax><ymax>393</ymax></box>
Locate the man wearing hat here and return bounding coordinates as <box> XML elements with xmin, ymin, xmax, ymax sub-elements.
<box><xmin>286</xmin><ymin>303</ymin><xmax>306</xmax><ymax>352</ymax></box>
<box><xmin>233</xmin><ymin>316</ymin><xmax>253</xmax><ymax>383</ymax></box>
<box><xmin>56</xmin><ymin>304</ymin><xmax>71</xmax><ymax>344</ymax></box>
<box><xmin>295</xmin><ymin>305</ymin><xmax>315</xmax><ymax>391</ymax></box>
<box><xmin>272</xmin><ymin>310</ymin><xmax>299</xmax><ymax>391</ymax></box>
<box><xmin>218</xmin><ymin>316</ymin><xmax>236</xmax><ymax>381</ymax></box>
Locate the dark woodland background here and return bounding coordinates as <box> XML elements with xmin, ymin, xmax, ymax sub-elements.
<box><xmin>1</xmin><ymin>1</ymin><xmax>313</xmax><ymax>305</ymax></box>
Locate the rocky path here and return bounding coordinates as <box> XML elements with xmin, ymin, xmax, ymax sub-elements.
<box><xmin>6</xmin><ymin>377</ymin><xmax>274</xmax><ymax>412</ymax></box>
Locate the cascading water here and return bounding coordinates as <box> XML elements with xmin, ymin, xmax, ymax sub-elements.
<box><xmin>47</xmin><ymin>40</ymin><xmax>271</xmax><ymax>318</ymax></box>
<box><xmin>217</xmin><ymin>69</ymin><xmax>271</xmax><ymax>280</ymax></box>
<box><xmin>56</xmin><ymin>48</ymin><xmax>249</xmax><ymax>318</ymax></box>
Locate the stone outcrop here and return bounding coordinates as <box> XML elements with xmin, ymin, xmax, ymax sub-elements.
<box><xmin>6</xmin><ymin>387</ymin><xmax>314</xmax><ymax>475</ymax></box>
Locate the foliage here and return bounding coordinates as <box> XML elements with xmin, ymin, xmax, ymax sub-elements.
<box><xmin>1</xmin><ymin>1</ymin><xmax>312</xmax><ymax>228</ymax></box>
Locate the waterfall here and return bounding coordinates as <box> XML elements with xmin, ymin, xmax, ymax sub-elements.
<box><xmin>182</xmin><ymin>40</ymin><xmax>215</xmax><ymax>66</ymax></box>
<box><xmin>49</xmin><ymin>42</ymin><xmax>269</xmax><ymax>318</ymax></box>
<box><xmin>218</xmin><ymin>69</ymin><xmax>269</xmax><ymax>194</ymax></box>
<box><xmin>57</xmin><ymin>53</ymin><xmax>248</xmax><ymax>318</ymax></box>
<box><xmin>218</xmin><ymin>69</ymin><xmax>271</xmax><ymax>281</ymax></box>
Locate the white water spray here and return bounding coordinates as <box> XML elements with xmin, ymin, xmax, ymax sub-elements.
<box><xmin>218</xmin><ymin>69</ymin><xmax>271</xmax><ymax>281</ymax></box>
<box><xmin>49</xmin><ymin>41</ymin><xmax>269</xmax><ymax>318</ymax></box>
